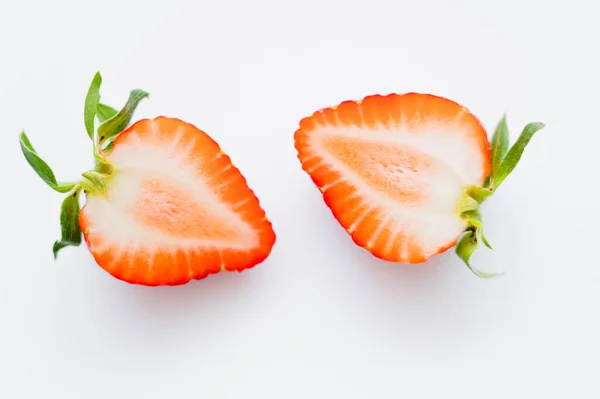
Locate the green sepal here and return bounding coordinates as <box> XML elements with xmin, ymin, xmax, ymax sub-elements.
<box><xmin>493</xmin><ymin>121</ymin><xmax>545</xmax><ymax>189</ymax></box>
<box><xmin>81</xmin><ymin>171</ymin><xmax>108</xmax><ymax>195</ymax></box>
<box><xmin>93</xmin><ymin>156</ymin><xmax>112</xmax><ymax>175</ymax></box>
<box><xmin>83</xmin><ymin>72</ymin><xmax>102</xmax><ymax>141</ymax></box>
<box><xmin>461</xmin><ymin>210</ymin><xmax>493</xmax><ymax>249</ymax></box>
<box><xmin>455</xmin><ymin>230</ymin><xmax>503</xmax><ymax>279</ymax></box>
<box><xmin>92</xmin><ymin>144</ymin><xmax>112</xmax><ymax>173</ymax></box>
<box><xmin>457</xmin><ymin>193</ymin><xmax>479</xmax><ymax>214</ymax></box>
<box><xmin>454</xmin><ymin>114</ymin><xmax>544</xmax><ymax>279</ymax></box>
<box><xmin>96</xmin><ymin>103</ymin><xmax>118</xmax><ymax>123</ymax></box>
<box><xmin>97</xmin><ymin>89</ymin><xmax>148</xmax><ymax>145</ymax></box>
<box><xmin>53</xmin><ymin>189</ymin><xmax>82</xmax><ymax>259</ymax></box>
<box><xmin>19</xmin><ymin>131</ymin><xmax>79</xmax><ymax>193</ymax></box>
<box><xmin>467</xmin><ymin>186</ymin><xmax>493</xmax><ymax>203</ymax></box>
<box><xmin>103</xmin><ymin>140</ymin><xmax>115</xmax><ymax>152</ymax></box>
<box><xmin>489</xmin><ymin>114</ymin><xmax>509</xmax><ymax>186</ymax></box>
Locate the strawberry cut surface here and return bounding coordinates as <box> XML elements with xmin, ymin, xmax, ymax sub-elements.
<box><xmin>20</xmin><ymin>73</ymin><xmax>542</xmax><ymax>281</ymax></box>
<box><xmin>80</xmin><ymin>117</ymin><xmax>275</xmax><ymax>286</ymax></box>
<box><xmin>295</xmin><ymin>93</ymin><xmax>491</xmax><ymax>263</ymax></box>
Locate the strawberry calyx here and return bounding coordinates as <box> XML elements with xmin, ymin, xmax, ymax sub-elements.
<box><xmin>455</xmin><ymin>115</ymin><xmax>545</xmax><ymax>278</ymax></box>
<box><xmin>19</xmin><ymin>72</ymin><xmax>148</xmax><ymax>259</ymax></box>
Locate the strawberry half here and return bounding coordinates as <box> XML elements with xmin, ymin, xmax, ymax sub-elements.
<box><xmin>294</xmin><ymin>93</ymin><xmax>544</xmax><ymax>278</ymax></box>
<box><xmin>20</xmin><ymin>72</ymin><xmax>275</xmax><ymax>286</ymax></box>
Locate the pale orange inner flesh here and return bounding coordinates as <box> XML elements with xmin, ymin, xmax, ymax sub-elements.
<box><xmin>323</xmin><ymin>136</ymin><xmax>436</xmax><ymax>204</ymax></box>
<box><xmin>132</xmin><ymin>178</ymin><xmax>239</xmax><ymax>241</ymax></box>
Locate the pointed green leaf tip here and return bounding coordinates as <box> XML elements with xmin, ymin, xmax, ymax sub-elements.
<box><xmin>467</xmin><ymin>186</ymin><xmax>493</xmax><ymax>203</ymax></box>
<box><xmin>84</xmin><ymin>72</ymin><xmax>103</xmax><ymax>141</ymax></box>
<box><xmin>53</xmin><ymin>189</ymin><xmax>82</xmax><ymax>259</ymax></box>
<box><xmin>455</xmin><ymin>114</ymin><xmax>544</xmax><ymax>279</ymax></box>
<box><xmin>96</xmin><ymin>103</ymin><xmax>118</xmax><ymax>123</ymax></box>
<box><xmin>97</xmin><ymin>89</ymin><xmax>149</xmax><ymax>145</ymax></box>
<box><xmin>493</xmin><ymin>121</ymin><xmax>545</xmax><ymax>189</ymax></box>
<box><xmin>19</xmin><ymin>72</ymin><xmax>150</xmax><ymax>259</ymax></box>
<box><xmin>489</xmin><ymin>114</ymin><xmax>509</xmax><ymax>186</ymax></box>
<box><xmin>19</xmin><ymin>131</ymin><xmax>78</xmax><ymax>193</ymax></box>
<box><xmin>455</xmin><ymin>230</ymin><xmax>504</xmax><ymax>279</ymax></box>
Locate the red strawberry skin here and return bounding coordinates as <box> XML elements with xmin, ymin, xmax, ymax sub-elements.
<box><xmin>79</xmin><ymin>116</ymin><xmax>276</xmax><ymax>286</ymax></box>
<box><xmin>294</xmin><ymin>93</ymin><xmax>491</xmax><ymax>264</ymax></box>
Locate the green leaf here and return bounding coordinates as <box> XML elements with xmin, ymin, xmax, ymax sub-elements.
<box><xmin>81</xmin><ymin>171</ymin><xmax>108</xmax><ymax>194</ymax></box>
<box><xmin>19</xmin><ymin>131</ymin><xmax>79</xmax><ymax>193</ymax></box>
<box><xmin>467</xmin><ymin>186</ymin><xmax>493</xmax><ymax>203</ymax></box>
<box><xmin>461</xmin><ymin>210</ymin><xmax>493</xmax><ymax>249</ymax></box>
<box><xmin>457</xmin><ymin>193</ymin><xmax>480</xmax><ymax>214</ymax></box>
<box><xmin>483</xmin><ymin>175</ymin><xmax>491</xmax><ymax>188</ymax></box>
<box><xmin>97</xmin><ymin>89</ymin><xmax>149</xmax><ymax>144</ymax></box>
<box><xmin>84</xmin><ymin>72</ymin><xmax>103</xmax><ymax>141</ymax></box>
<box><xmin>103</xmin><ymin>140</ymin><xmax>115</xmax><ymax>152</ymax></box>
<box><xmin>53</xmin><ymin>190</ymin><xmax>82</xmax><ymax>259</ymax></box>
<box><xmin>455</xmin><ymin>230</ymin><xmax>503</xmax><ymax>279</ymax></box>
<box><xmin>96</xmin><ymin>103</ymin><xmax>118</xmax><ymax>123</ymax></box>
<box><xmin>493</xmin><ymin>121</ymin><xmax>545</xmax><ymax>189</ymax></box>
<box><xmin>489</xmin><ymin>114</ymin><xmax>509</xmax><ymax>185</ymax></box>
<box><xmin>93</xmin><ymin>152</ymin><xmax>113</xmax><ymax>174</ymax></box>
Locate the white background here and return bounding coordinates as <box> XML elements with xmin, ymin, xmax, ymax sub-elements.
<box><xmin>1</xmin><ymin>0</ymin><xmax>599</xmax><ymax>398</ymax></box>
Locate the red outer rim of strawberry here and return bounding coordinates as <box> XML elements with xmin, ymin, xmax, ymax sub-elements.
<box><xmin>20</xmin><ymin>73</ymin><xmax>276</xmax><ymax>287</ymax></box>
<box><xmin>294</xmin><ymin>93</ymin><xmax>545</xmax><ymax>279</ymax></box>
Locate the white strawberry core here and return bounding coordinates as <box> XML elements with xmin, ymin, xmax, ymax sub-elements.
<box><xmin>82</xmin><ymin>126</ymin><xmax>259</xmax><ymax>252</ymax></box>
<box><xmin>306</xmin><ymin>117</ymin><xmax>487</xmax><ymax>258</ymax></box>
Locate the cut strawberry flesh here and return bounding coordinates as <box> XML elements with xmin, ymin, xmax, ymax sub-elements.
<box><xmin>295</xmin><ymin>93</ymin><xmax>490</xmax><ymax>263</ymax></box>
<box><xmin>80</xmin><ymin>117</ymin><xmax>275</xmax><ymax>286</ymax></box>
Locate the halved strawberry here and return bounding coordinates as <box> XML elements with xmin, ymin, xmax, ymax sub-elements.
<box><xmin>294</xmin><ymin>93</ymin><xmax>543</xmax><ymax>278</ymax></box>
<box><xmin>20</xmin><ymin>73</ymin><xmax>275</xmax><ymax>286</ymax></box>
